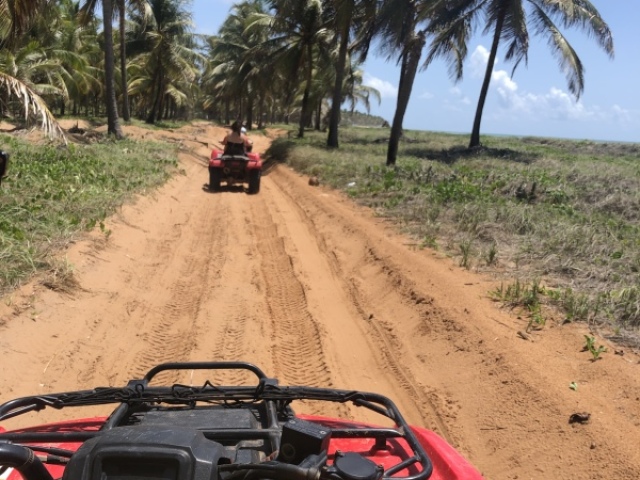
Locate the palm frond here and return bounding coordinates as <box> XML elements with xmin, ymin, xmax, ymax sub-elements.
<box><xmin>501</xmin><ymin>0</ymin><xmax>529</xmax><ymax>75</ymax></box>
<box><xmin>0</xmin><ymin>72</ymin><xmax>66</xmax><ymax>142</ymax></box>
<box><xmin>530</xmin><ymin>2</ymin><xmax>584</xmax><ymax>97</ymax></box>
<box><xmin>424</xmin><ymin>5</ymin><xmax>476</xmax><ymax>80</ymax></box>
<box><xmin>536</xmin><ymin>0</ymin><xmax>613</xmax><ymax>56</ymax></box>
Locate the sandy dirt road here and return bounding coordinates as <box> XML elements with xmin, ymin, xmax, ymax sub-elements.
<box><xmin>2</xmin><ymin>122</ymin><xmax>640</xmax><ymax>479</ymax></box>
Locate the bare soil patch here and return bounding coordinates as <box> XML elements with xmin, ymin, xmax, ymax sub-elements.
<box><xmin>2</xmin><ymin>122</ymin><xmax>640</xmax><ymax>479</ymax></box>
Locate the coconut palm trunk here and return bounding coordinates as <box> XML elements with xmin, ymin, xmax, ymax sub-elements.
<box><xmin>298</xmin><ymin>82</ymin><xmax>311</xmax><ymax>138</ymax></box>
<box><xmin>146</xmin><ymin>65</ymin><xmax>166</xmax><ymax>124</ymax></box>
<box><xmin>118</xmin><ymin>0</ymin><xmax>130</xmax><ymax>121</ymax></box>
<box><xmin>314</xmin><ymin>101</ymin><xmax>321</xmax><ymax>130</ymax></box>
<box><xmin>327</xmin><ymin>21</ymin><xmax>350</xmax><ymax>148</ymax></box>
<box><xmin>147</xmin><ymin>74</ymin><xmax>164</xmax><ymax>124</ymax></box>
<box><xmin>297</xmin><ymin>44</ymin><xmax>314</xmax><ymax>138</ymax></box>
<box><xmin>386</xmin><ymin>31</ymin><xmax>425</xmax><ymax>166</ymax></box>
<box><xmin>246</xmin><ymin>95</ymin><xmax>254</xmax><ymax>130</ymax></box>
<box><xmin>469</xmin><ymin>5</ymin><xmax>506</xmax><ymax>149</ymax></box>
<box><xmin>102</xmin><ymin>0</ymin><xmax>124</xmax><ymax>138</ymax></box>
<box><xmin>258</xmin><ymin>95</ymin><xmax>265</xmax><ymax>129</ymax></box>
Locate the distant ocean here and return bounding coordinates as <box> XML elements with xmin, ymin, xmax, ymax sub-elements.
<box><xmin>407</xmin><ymin>128</ymin><xmax>639</xmax><ymax>145</ymax></box>
<box><xmin>486</xmin><ymin>132</ymin><xmax>639</xmax><ymax>144</ymax></box>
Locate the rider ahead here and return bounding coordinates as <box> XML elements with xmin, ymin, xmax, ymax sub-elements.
<box><xmin>222</xmin><ymin>121</ymin><xmax>253</xmax><ymax>155</ymax></box>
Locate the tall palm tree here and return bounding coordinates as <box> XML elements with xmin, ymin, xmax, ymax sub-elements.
<box><xmin>78</xmin><ymin>0</ymin><xmax>124</xmax><ymax>137</ymax></box>
<box><xmin>201</xmin><ymin>33</ymin><xmax>244</xmax><ymax>122</ymax></box>
<box><xmin>116</xmin><ymin>0</ymin><xmax>135</xmax><ymax>120</ymax></box>
<box><xmin>425</xmin><ymin>0</ymin><xmax>614</xmax><ymax>148</ymax></box>
<box><xmin>80</xmin><ymin>0</ymin><xmax>149</xmax><ymax>122</ymax></box>
<box><xmin>374</xmin><ymin>0</ymin><xmax>429</xmax><ymax>166</ymax></box>
<box><xmin>325</xmin><ymin>0</ymin><xmax>377</xmax><ymax>148</ymax></box>
<box><xmin>102</xmin><ymin>0</ymin><xmax>124</xmax><ymax>136</ymax></box>
<box><xmin>240</xmin><ymin>0</ymin><xmax>274</xmax><ymax>129</ymax></box>
<box><xmin>79</xmin><ymin>0</ymin><xmax>124</xmax><ymax>136</ymax></box>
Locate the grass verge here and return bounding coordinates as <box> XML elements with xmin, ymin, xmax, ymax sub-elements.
<box><xmin>0</xmin><ymin>132</ymin><xmax>178</xmax><ymax>296</ymax></box>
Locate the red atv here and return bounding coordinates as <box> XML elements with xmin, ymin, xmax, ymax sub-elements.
<box><xmin>0</xmin><ymin>361</ymin><xmax>484</xmax><ymax>480</ymax></box>
<box><xmin>209</xmin><ymin>147</ymin><xmax>262</xmax><ymax>194</ymax></box>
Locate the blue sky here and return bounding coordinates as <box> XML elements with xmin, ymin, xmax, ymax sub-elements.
<box><xmin>193</xmin><ymin>1</ymin><xmax>639</xmax><ymax>143</ymax></box>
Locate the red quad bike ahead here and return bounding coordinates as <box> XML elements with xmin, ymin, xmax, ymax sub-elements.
<box><xmin>209</xmin><ymin>147</ymin><xmax>262</xmax><ymax>194</ymax></box>
<box><xmin>0</xmin><ymin>361</ymin><xmax>484</xmax><ymax>480</ymax></box>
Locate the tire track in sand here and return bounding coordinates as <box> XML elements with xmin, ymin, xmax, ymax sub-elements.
<box><xmin>249</xmin><ymin>196</ymin><xmax>347</xmax><ymax>417</ymax></box>
<box><xmin>125</xmin><ymin>196</ymin><xmax>231</xmax><ymax>385</ymax></box>
<box><xmin>267</xmin><ymin>168</ymin><xmax>453</xmax><ymax>441</ymax></box>
<box><xmin>190</xmin><ymin>198</ymin><xmax>269</xmax><ymax>388</ymax></box>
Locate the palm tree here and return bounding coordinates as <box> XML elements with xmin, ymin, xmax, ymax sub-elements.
<box><xmin>79</xmin><ymin>0</ymin><xmax>124</xmax><ymax>136</ymax></box>
<box><xmin>250</xmin><ymin>0</ymin><xmax>333</xmax><ymax>138</ymax></box>
<box><xmin>425</xmin><ymin>0</ymin><xmax>614</xmax><ymax>148</ymax></box>
<box><xmin>116</xmin><ymin>0</ymin><xmax>138</xmax><ymax>120</ymax></box>
<box><xmin>0</xmin><ymin>0</ymin><xmax>66</xmax><ymax>139</ymax></box>
<box><xmin>325</xmin><ymin>0</ymin><xmax>377</xmax><ymax>148</ymax></box>
<box><xmin>342</xmin><ymin>64</ymin><xmax>381</xmax><ymax>114</ymax></box>
<box><xmin>0</xmin><ymin>0</ymin><xmax>48</xmax><ymax>48</ymax></box>
<box><xmin>0</xmin><ymin>70</ymin><xmax>66</xmax><ymax>140</ymax></box>
<box><xmin>373</xmin><ymin>0</ymin><xmax>429</xmax><ymax>166</ymax></box>
<box><xmin>0</xmin><ymin>40</ymin><xmax>67</xmax><ymax>108</ymax></box>
<box><xmin>240</xmin><ymin>1</ymin><xmax>274</xmax><ymax>129</ymax></box>
<box><xmin>126</xmin><ymin>0</ymin><xmax>200</xmax><ymax>123</ymax></box>
<box><xmin>78</xmin><ymin>0</ymin><xmax>124</xmax><ymax>137</ymax></box>
<box><xmin>30</xmin><ymin>0</ymin><xmax>102</xmax><ymax>117</ymax></box>
<box><xmin>201</xmin><ymin>34</ymin><xmax>244</xmax><ymax>123</ymax></box>
<box><xmin>102</xmin><ymin>0</ymin><xmax>124</xmax><ymax>136</ymax></box>
<box><xmin>80</xmin><ymin>0</ymin><xmax>149</xmax><ymax>122</ymax></box>
<box><xmin>203</xmin><ymin>0</ymin><xmax>270</xmax><ymax>127</ymax></box>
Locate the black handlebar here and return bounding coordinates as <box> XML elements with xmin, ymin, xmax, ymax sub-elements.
<box><xmin>143</xmin><ymin>361</ymin><xmax>267</xmax><ymax>383</ymax></box>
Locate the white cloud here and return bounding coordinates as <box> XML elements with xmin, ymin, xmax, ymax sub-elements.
<box><xmin>492</xmin><ymin>70</ymin><xmax>517</xmax><ymax>94</ymax></box>
<box><xmin>448</xmin><ymin>86</ymin><xmax>471</xmax><ymax>105</ymax></box>
<box><xmin>363</xmin><ymin>73</ymin><xmax>398</xmax><ymax>99</ymax></box>
<box><xmin>610</xmin><ymin>104</ymin><xmax>634</xmax><ymax>125</ymax></box>
<box><xmin>470</xmin><ymin>45</ymin><xmax>490</xmax><ymax>78</ymax></box>
<box><xmin>492</xmin><ymin>76</ymin><xmax>591</xmax><ymax>121</ymax></box>
<box><xmin>467</xmin><ymin>44</ymin><xmax>635</xmax><ymax>127</ymax></box>
<box><xmin>419</xmin><ymin>91</ymin><xmax>434</xmax><ymax>100</ymax></box>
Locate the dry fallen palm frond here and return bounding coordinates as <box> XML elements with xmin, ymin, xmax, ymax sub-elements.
<box><xmin>0</xmin><ymin>72</ymin><xmax>67</xmax><ymax>144</ymax></box>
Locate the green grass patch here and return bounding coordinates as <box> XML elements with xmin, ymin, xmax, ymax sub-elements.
<box><xmin>0</xmin><ymin>133</ymin><xmax>178</xmax><ymax>295</ymax></box>
<box><xmin>265</xmin><ymin>127</ymin><xmax>640</xmax><ymax>333</ymax></box>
